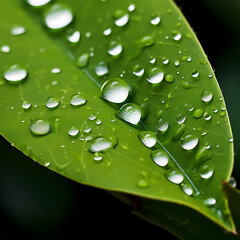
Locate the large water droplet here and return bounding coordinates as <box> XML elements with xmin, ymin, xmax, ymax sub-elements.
<box><xmin>46</xmin><ymin>97</ymin><xmax>60</xmax><ymax>109</ymax></box>
<box><xmin>101</xmin><ymin>78</ymin><xmax>129</xmax><ymax>103</ymax></box>
<box><xmin>199</xmin><ymin>164</ymin><xmax>214</xmax><ymax>179</ymax></box>
<box><xmin>176</xmin><ymin>114</ymin><xmax>186</xmax><ymax>124</ymax></box>
<box><xmin>68</xmin><ymin>127</ymin><xmax>79</xmax><ymax>137</ymax></box>
<box><xmin>118</xmin><ymin>103</ymin><xmax>141</xmax><ymax>125</ymax></box>
<box><xmin>4</xmin><ymin>64</ymin><xmax>27</xmax><ymax>84</ymax></box>
<box><xmin>181</xmin><ymin>135</ymin><xmax>198</xmax><ymax>150</ymax></box>
<box><xmin>151</xmin><ymin>150</ymin><xmax>169</xmax><ymax>167</ymax></box>
<box><xmin>27</xmin><ymin>0</ymin><xmax>51</xmax><ymax>7</ymax></box>
<box><xmin>193</xmin><ymin>108</ymin><xmax>204</xmax><ymax>118</ymax></box>
<box><xmin>133</xmin><ymin>65</ymin><xmax>144</xmax><ymax>77</ymax></box>
<box><xmin>165</xmin><ymin>169</ymin><xmax>184</xmax><ymax>184</ymax></box>
<box><xmin>66</xmin><ymin>29</ymin><xmax>80</xmax><ymax>43</ymax></box>
<box><xmin>147</xmin><ymin>67</ymin><xmax>164</xmax><ymax>84</ymax></box>
<box><xmin>30</xmin><ymin>119</ymin><xmax>51</xmax><ymax>136</ymax></box>
<box><xmin>44</xmin><ymin>3</ymin><xmax>73</xmax><ymax>30</ymax></box>
<box><xmin>156</xmin><ymin>118</ymin><xmax>169</xmax><ymax>132</ymax></box>
<box><xmin>201</xmin><ymin>91</ymin><xmax>213</xmax><ymax>103</ymax></box>
<box><xmin>114</xmin><ymin>10</ymin><xmax>129</xmax><ymax>27</ymax></box>
<box><xmin>22</xmin><ymin>100</ymin><xmax>31</xmax><ymax>110</ymax></box>
<box><xmin>89</xmin><ymin>136</ymin><xmax>118</xmax><ymax>153</ymax></box>
<box><xmin>70</xmin><ymin>94</ymin><xmax>87</xmax><ymax>106</ymax></box>
<box><xmin>108</xmin><ymin>40</ymin><xmax>123</xmax><ymax>56</ymax></box>
<box><xmin>191</xmin><ymin>70</ymin><xmax>200</xmax><ymax>79</ymax></box>
<box><xmin>138</xmin><ymin>131</ymin><xmax>157</xmax><ymax>148</ymax></box>
<box><xmin>95</xmin><ymin>61</ymin><xmax>109</xmax><ymax>76</ymax></box>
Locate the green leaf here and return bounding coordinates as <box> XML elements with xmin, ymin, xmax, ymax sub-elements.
<box><xmin>0</xmin><ymin>0</ymin><xmax>235</xmax><ymax>236</ymax></box>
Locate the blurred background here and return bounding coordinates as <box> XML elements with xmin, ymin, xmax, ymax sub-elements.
<box><xmin>0</xmin><ymin>0</ymin><xmax>239</xmax><ymax>239</ymax></box>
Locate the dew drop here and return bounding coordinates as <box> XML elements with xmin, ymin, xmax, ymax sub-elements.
<box><xmin>204</xmin><ymin>112</ymin><xmax>212</xmax><ymax>121</ymax></box>
<box><xmin>93</xmin><ymin>152</ymin><xmax>103</xmax><ymax>161</ymax></box>
<box><xmin>136</xmin><ymin>179</ymin><xmax>149</xmax><ymax>188</ymax></box>
<box><xmin>174</xmin><ymin>60</ymin><xmax>180</xmax><ymax>67</ymax></box>
<box><xmin>44</xmin><ymin>162</ymin><xmax>51</xmax><ymax>167</ymax></box>
<box><xmin>1</xmin><ymin>45</ymin><xmax>11</xmax><ymax>53</ymax></box>
<box><xmin>128</xmin><ymin>4</ymin><xmax>135</xmax><ymax>12</ymax></box>
<box><xmin>46</xmin><ymin>97</ymin><xmax>60</xmax><ymax>109</ymax></box>
<box><xmin>162</xmin><ymin>58</ymin><xmax>169</xmax><ymax>64</ymax></box>
<box><xmin>229</xmin><ymin>176</ymin><xmax>237</xmax><ymax>188</ymax></box>
<box><xmin>133</xmin><ymin>65</ymin><xmax>144</xmax><ymax>77</ymax></box>
<box><xmin>165</xmin><ymin>74</ymin><xmax>174</xmax><ymax>83</ymax></box>
<box><xmin>108</xmin><ymin>40</ymin><xmax>123</xmax><ymax>56</ymax></box>
<box><xmin>30</xmin><ymin>119</ymin><xmax>51</xmax><ymax>136</ymax></box>
<box><xmin>89</xmin><ymin>136</ymin><xmax>118</xmax><ymax>153</ymax></box>
<box><xmin>201</xmin><ymin>91</ymin><xmax>213</xmax><ymax>103</ymax></box>
<box><xmin>44</xmin><ymin>3</ymin><xmax>73</xmax><ymax>30</ymax></box>
<box><xmin>191</xmin><ymin>70</ymin><xmax>200</xmax><ymax>79</ymax></box>
<box><xmin>147</xmin><ymin>67</ymin><xmax>164</xmax><ymax>84</ymax></box>
<box><xmin>76</xmin><ymin>53</ymin><xmax>90</xmax><ymax>68</ymax></box>
<box><xmin>95</xmin><ymin>119</ymin><xmax>102</xmax><ymax>125</ymax></box>
<box><xmin>181</xmin><ymin>183</ymin><xmax>193</xmax><ymax>196</ymax></box>
<box><xmin>181</xmin><ymin>135</ymin><xmax>198</xmax><ymax>150</ymax></box>
<box><xmin>11</xmin><ymin>25</ymin><xmax>26</xmax><ymax>36</ymax></box>
<box><xmin>95</xmin><ymin>61</ymin><xmax>109</xmax><ymax>76</ymax></box>
<box><xmin>165</xmin><ymin>169</ymin><xmax>184</xmax><ymax>184</ymax></box>
<box><xmin>101</xmin><ymin>78</ymin><xmax>129</xmax><ymax>103</ymax></box>
<box><xmin>114</xmin><ymin>10</ymin><xmax>129</xmax><ymax>27</ymax></box>
<box><xmin>51</xmin><ymin>67</ymin><xmax>61</xmax><ymax>74</ymax></box>
<box><xmin>176</xmin><ymin>114</ymin><xmax>186</xmax><ymax>124</ymax></box>
<box><xmin>199</xmin><ymin>164</ymin><xmax>214</xmax><ymax>179</ymax></box>
<box><xmin>193</xmin><ymin>108</ymin><xmax>204</xmax><ymax>118</ymax></box>
<box><xmin>150</xmin><ymin>16</ymin><xmax>161</xmax><ymax>25</ymax></box>
<box><xmin>118</xmin><ymin>103</ymin><xmax>141</xmax><ymax>125</ymax></box>
<box><xmin>138</xmin><ymin>131</ymin><xmax>157</xmax><ymax>148</ymax></box>
<box><xmin>172</xmin><ymin>31</ymin><xmax>182</xmax><ymax>41</ymax></box>
<box><xmin>4</xmin><ymin>64</ymin><xmax>27</xmax><ymax>84</ymax></box>
<box><xmin>151</xmin><ymin>149</ymin><xmax>169</xmax><ymax>167</ymax></box>
<box><xmin>70</xmin><ymin>94</ymin><xmax>87</xmax><ymax>106</ymax></box>
<box><xmin>204</xmin><ymin>197</ymin><xmax>216</xmax><ymax>207</ymax></box>
<box><xmin>68</xmin><ymin>127</ymin><xmax>79</xmax><ymax>137</ymax></box>
<box><xmin>66</xmin><ymin>29</ymin><xmax>80</xmax><ymax>43</ymax></box>
<box><xmin>103</xmin><ymin>28</ymin><xmax>112</xmax><ymax>36</ymax></box>
<box><xmin>27</xmin><ymin>0</ymin><xmax>51</xmax><ymax>7</ymax></box>
<box><xmin>156</xmin><ymin>118</ymin><xmax>169</xmax><ymax>132</ymax></box>
<box><xmin>22</xmin><ymin>100</ymin><xmax>31</xmax><ymax>110</ymax></box>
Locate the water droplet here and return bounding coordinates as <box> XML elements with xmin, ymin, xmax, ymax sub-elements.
<box><xmin>176</xmin><ymin>114</ymin><xmax>186</xmax><ymax>124</ymax></box>
<box><xmin>147</xmin><ymin>67</ymin><xmax>164</xmax><ymax>84</ymax></box>
<box><xmin>201</xmin><ymin>91</ymin><xmax>213</xmax><ymax>103</ymax></box>
<box><xmin>1</xmin><ymin>45</ymin><xmax>11</xmax><ymax>53</ymax></box>
<box><xmin>193</xmin><ymin>108</ymin><xmax>204</xmax><ymax>118</ymax></box>
<box><xmin>114</xmin><ymin>10</ymin><xmax>129</xmax><ymax>27</ymax></box>
<box><xmin>165</xmin><ymin>74</ymin><xmax>174</xmax><ymax>83</ymax></box>
<box><xmin>84</xmin><ymin>126</ymin><xmax>92</xmax><ymax>133</ymax></box>
<box><xmin>162</xmin><ymin>58</ymin><xmax>169</xmax><ymax>64</ymax></box>
<box><xmin>204</xmin><ymin>112</ymin><xmax>212</xmax><ymax>121</ymax></box>
<box><xmin>22</xmin><ymin>100</ymin><xmax>31</xmax><ymax>110</ymax></box>
<box><xmin>172</xmin><ymin>31</ymin><xmax>182</xmax><ymax>41</ymax></box>
<box><xmin>181</xmin><ymin>183</ymin><xmax>193</xmax><ymax>196</ymax></box>
<box><xmin>101</xmin><ymin>78</ymin><xmax>129</xmax><ymax>103</ymax></box>
<box><xmin>11</xmin><ymin>25</ymin><xmax>26</xmax><ymax>36</ymax></box>
<box><xmin>70</xmin><ymin>94</ymin><xmax>87</xmax><ymax>106</ymax></box>
<box><xmin>95</xmin><ymin>61</ymin><xmax>109</xmax><ymax>76</ymax></box>
<box><xmin>66</xmin><ymin>29</ymin><xmax>80</xmax><ymax>43</ymax></box>
<box><xmin>150</xmin><ymin>58</ymin><xmax>156</xmax><ymax>64</ymax></box>
<box><xmin>165</xmin><ymin>169</ymin><xmax>184</xmax><ymax>184</ymax></box>
<box><xmin>30</xmin><ymin>119</ymin><xmax>51</xmax><ymax>136</ymax></box>
<box><xmin>51</xmin><ymin>67</ymin><xmax>61</xmax><ymax>74</ymax></box>
<box><xmin>76</xmin><ymin>53</ymin><xmax>90</xmax><ymax>68</ymax></box>
<box><xmin>138</xmin><ymin>131</ymin><xmax>157</xmax><ymax>148</ymax></box>
<box><xmin>95</xmin><ymin>119</ymin><xmax>102</xmax><ymax>125</ymax></box>
<box><xmin>199</xmin><ymin>164</ymin><xmax>214</xmax><ymax>179</ymax></box>
<box><xmin>172</xmin><ymin>124</ymin><xmax>186</xmax><ymax>141</ymax></box>
<box><xmin>229</xmin><ymin>176</ymin><xmax>237</xmax><ymax>188</ymax></box>
<box><xmin>44</xmin><ymin>3</ymin><xmax>73</xmax><ymax>30</ymax></box>
<box><xmin>204</xmin><ymin>197</ymin><xmax>216</xmax><ymax>207</ymax></box>
<box><xmin>181</xmin><ymin>135</ymin><xmax>198</xmax><ymax>150</ymax></box>
<box><xmin>195</xmin><ymin>144</ymin><xmax>212</xmax><ymax>164</ymax></box>
<box><xmin>128</xmin><ymin>4</ymin><xmax>135</xmax><ymax>12</ymax></box>
<box><xmin>103</xmin><ymin>28</ymin><xmax>112</xmax><ymax>36</ymax></box>
<box><xmin>4</xmin><ymin>64</ymin><xmax>27</xmax><ymax>84</ymax></box>
<box><xmin>46</xmin><ymin>97</ymin><xmax>60</xmax><ymax>109</ymax></box>
<box><xmin>93</xmin><ymin>152</ymin><xmax>103</xmax><ymax>161</ymax></box>
<box><xmin>88</xmin><ymin>113</ymin><xmax>97</xmax><ymax>121</ymax></box>
<box><xmin>156</xmin><ymin>118</ymin><xmax>169</xmax><ymax>132</ymax></box>
<box><xmin>191</xmin><ymin>70</ymin><xmax>199</xmax><ymax>79</ymax></box>
<box><xmin>133</xmin><ymin>65</ymin><xmax>144</xmax><ymax>77</ymax></box>
<box><xmin>118</xmin><ymin>103</ymin><xmax>141</xmax><ymax>125</ymax></box>
<box><xmin>89</xmin><ymin>136</ymin><xmax>118</xmax><ymax>153</ymax></box>
<box><xmin>174</xmin><ymin>60</ymin><xmax>180</xmax><ymax>67</ymax></box>
<box><xmin>44</xmin><ymin>162</ymin><xmax>51</xmax><ymax>167</ymax></box>
<box><xmin>27</xmin><ymin>0</ymin><xmax>51</xmax><ymax>7</ymax></box>
<box><xmin>68</xmin><ymin>127</ymin><xmax>79</xmax><ymax>137</ymax></box>
<box><xmin>151</xmin><ymin>150</ymin><xmax>169</xmax><ymax>167</ymax></box>
<box><xmin>136</xmin><ymin>179</ymin><xmax>149</xmax><ymax>188</ymax></box>
<box><xmin>150</xmin><ymin>16</ymin><xmax>161</xmax><ymax>25</ymax></box>
<box><xmin>108</xmin><ymin>40</ymin><xmax>123</xmax><ymax>56</ymax></box>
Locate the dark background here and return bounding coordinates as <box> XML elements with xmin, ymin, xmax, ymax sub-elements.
<box><xmin>0</xmin><ymin>1</ymin><xmax>240</xmax><ymax>239</ymax></box>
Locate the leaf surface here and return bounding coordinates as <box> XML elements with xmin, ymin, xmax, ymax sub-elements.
<box><xmin>0</xmin><ymin>0</ymin><xmax>235</xmax><ymax>234</ymax></box>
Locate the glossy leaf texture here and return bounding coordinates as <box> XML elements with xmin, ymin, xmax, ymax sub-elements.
<box><xmin>0</xmin><ymin>0</ymin><xmax>235</xmax><ymax>236</ymax></box>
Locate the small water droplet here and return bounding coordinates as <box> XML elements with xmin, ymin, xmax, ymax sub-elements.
<box><xmin>11</xmin><ymin>25</ymin><xmax>26</xmax><ymax>36</ymax></box>
<box><xmin>204</xmin><ymin>112</ymin><xmax>212</xmax><ymax>121</ymax></box>
<box><xmin>95</xmin><ymin>119</ymin><xmax>102</xmax><ymax>125</ymax></box>
<box><xmin>181</xmin><ymin>183</ymin><xmax>193</xmax><ymax>196</ymax></box>
<box><xmin>176</xmin><ymin>114</ymin><xmax>186</xmax><ymax>124</ymax></box>
<box><xmin>181</xmin><ymin>135</ymin><xmax>198</xmax><ymax>150</ymax></box>
<box><xmin>1</xmin><ymin>45</ymin><xmax>11</xmax><ymax>53</ymax></box>
<box><xmin>136</xmin><ymin>178</ymin><xmax>149</xmax><ymax>188</ymax></box>
<box><xmin>93</xmin><ymin>152</ymin><xmax>103</xmax><ymax>161</ymax></box>
<box><xmin>172</xmin><ymin>31</ymin><xmax>182</xmax><ymax>41</ymax></box>
<box><xmin>191</xmin><ymin>70</ymin><xmax>200</xmax><ymax>79</ymax></box>
<box><xmin>22</xmin><ymin>100</ymin><xmax>31</xmax><ymax>110</ymax></box>
<box><xmin>147</xmin><ymin>67</ymin><xmax>164</xmax><ymax>84</ymax></box>
<box><xmin>118</xmin><ymin>103</ymin><xmax>141</xmax><ymax>125</ymax></box>
<box><xmin>103</xmin><ymin>28</ymin><xmax>112</xmax><ymax>36</ymax></box>
<box><xmin>114</xmin><ymin>10</ymin><xmax>129</xmax><ymax>27</ymax></box>
<box><xmin>27</xmin><ymin>0</ymin><xmax>51</xmax><ymax>7</ymax></box>
<box><xmin>76</xmin><ymin>53</ymin><xmax>90</xmax><ymax>68</ymax></box>
<box><xmin>88</xmin><ymin>113</ymin><xmax>97</xmax><ymax>121</ymax></box>
<box><xmin>70</xmin><ymin>94</ymin><xmax>87</xmax><ymax>106</ymax></box>
<box><xmin>44</xmin><ymin>161</ymin><xmax>51</xmax><ymax>167</ymax></box>
<box><xmin>84</xmin><ymin>126</ymin><xmax>92</xmax><ymax>133</ymax></box>
<box><xmin>151</xmin><ymin>150</ymin><xmax>169</xmax><ymax>167</ymax></box>
<box><xmin>46</xmin><ymin>97</ymin><xmax>60</xmax><ymax>109</ymax></box>
<box><xmin>229</xmin><ymin>176</ymin><xmax>237</xmax><ymax>188</ymax></box>
<box><xmin>150</xmin><ymin>16</ymin><xmax>161</xmax><ymax>25</ymax></box>
<box><xmin>165</xmin><ymin>169</ymin><xmax>184</xmax><ymax>184</ymax></box>
<box><xmin>66</xmin><ymin>29</ymin><xmax>80</xmax><ymax>43</ymax></box>
<box><xmin>101</xmin><ymin>78</ymin><xmax>129</xmax><ymax>103</ymax></box>
<box><xmin>193</xmin><ymin>108</ymin><xmax>204</xmax><ymax>118</ymax></box>
<box><xmin>4</xmin><ymin>64</ymin><xmax>27</xmax><ymax>84</ymax></box>
<box><xmin>165</xmin><ymin>74</ymin><xmax>174</xmax><ymax>83</ymax></box>
<box><xmin>195</xmin><ymin>144</ymin><xmax>212</xmax><ymax>164</ymax></box>
<box><xmin>199</xmin><ymin>164</ymin><xmax>214</xmax><ymax>179</ymax></box>
<box><xmin>201</xmin><ymin>91</ymin><xmax>213</xmax><ymax>103</ymax></box>
<box><xmin>68</xmin><ymin>127</ymin><xmax>79</xmax><ymax>137</ymax></box>
<box><xmin>30</xmin><ymin>119</ymin><xmax>51</xmax><ymax>136</ymax></box>
<box><xmin>89</xmin><ymin>136</ymin><xmax>118</xmax><ymax>152</ymax></box>
<box><xmin>44</xmin><ymin>3</ymin><xmax>73</xmax><ymax>30</ymax></box>
<box><xmin>162</xmin><ymin>58</ymin><xmax>169</xmax><ymax>64</ymax></box>
<box><xmin>174</xmin><ymin>60</ymin><xmax>180</xmax><ymax>67</ymax></box>
<box><xmin>138</xmin><ymin>131</ymin><xmax>157</xmax><ymax>148</ymax></box>
<box><xmin>108</xmin><ymin>40</ymin><xmax>123</xmax><ymax>56</ymax></box>
<box><xmin>128</xmin><ymin>4</ymin><xmax>135</xmax><ymax>12</ymax></box>
<box><xmin>150</xmin><ymin>57</ymin><xmax>156</xmax><ymax>64</ymax></box>
<box><xmin>204</xmin><ymin>197</ymin><xmax>216</xmax><ymax>207</ymax></box>
<box><xmin>133</xmin><ymin>65</ymin><xmax>144</xmax><ymax>77</ymax></box>
<box><xmin>95</xmin><ymin>61</ymin><xmax>109</xmax><ymax>76</ymax></box>
<box><xmin>156</xmin><ymin>118</ymin><xmax>169</xmax><ymax>132</ymax></box>
<box><xmin>51</xmin><ymin>67</ymin><xmax>61</xmax><ymax>74</ymax></box>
